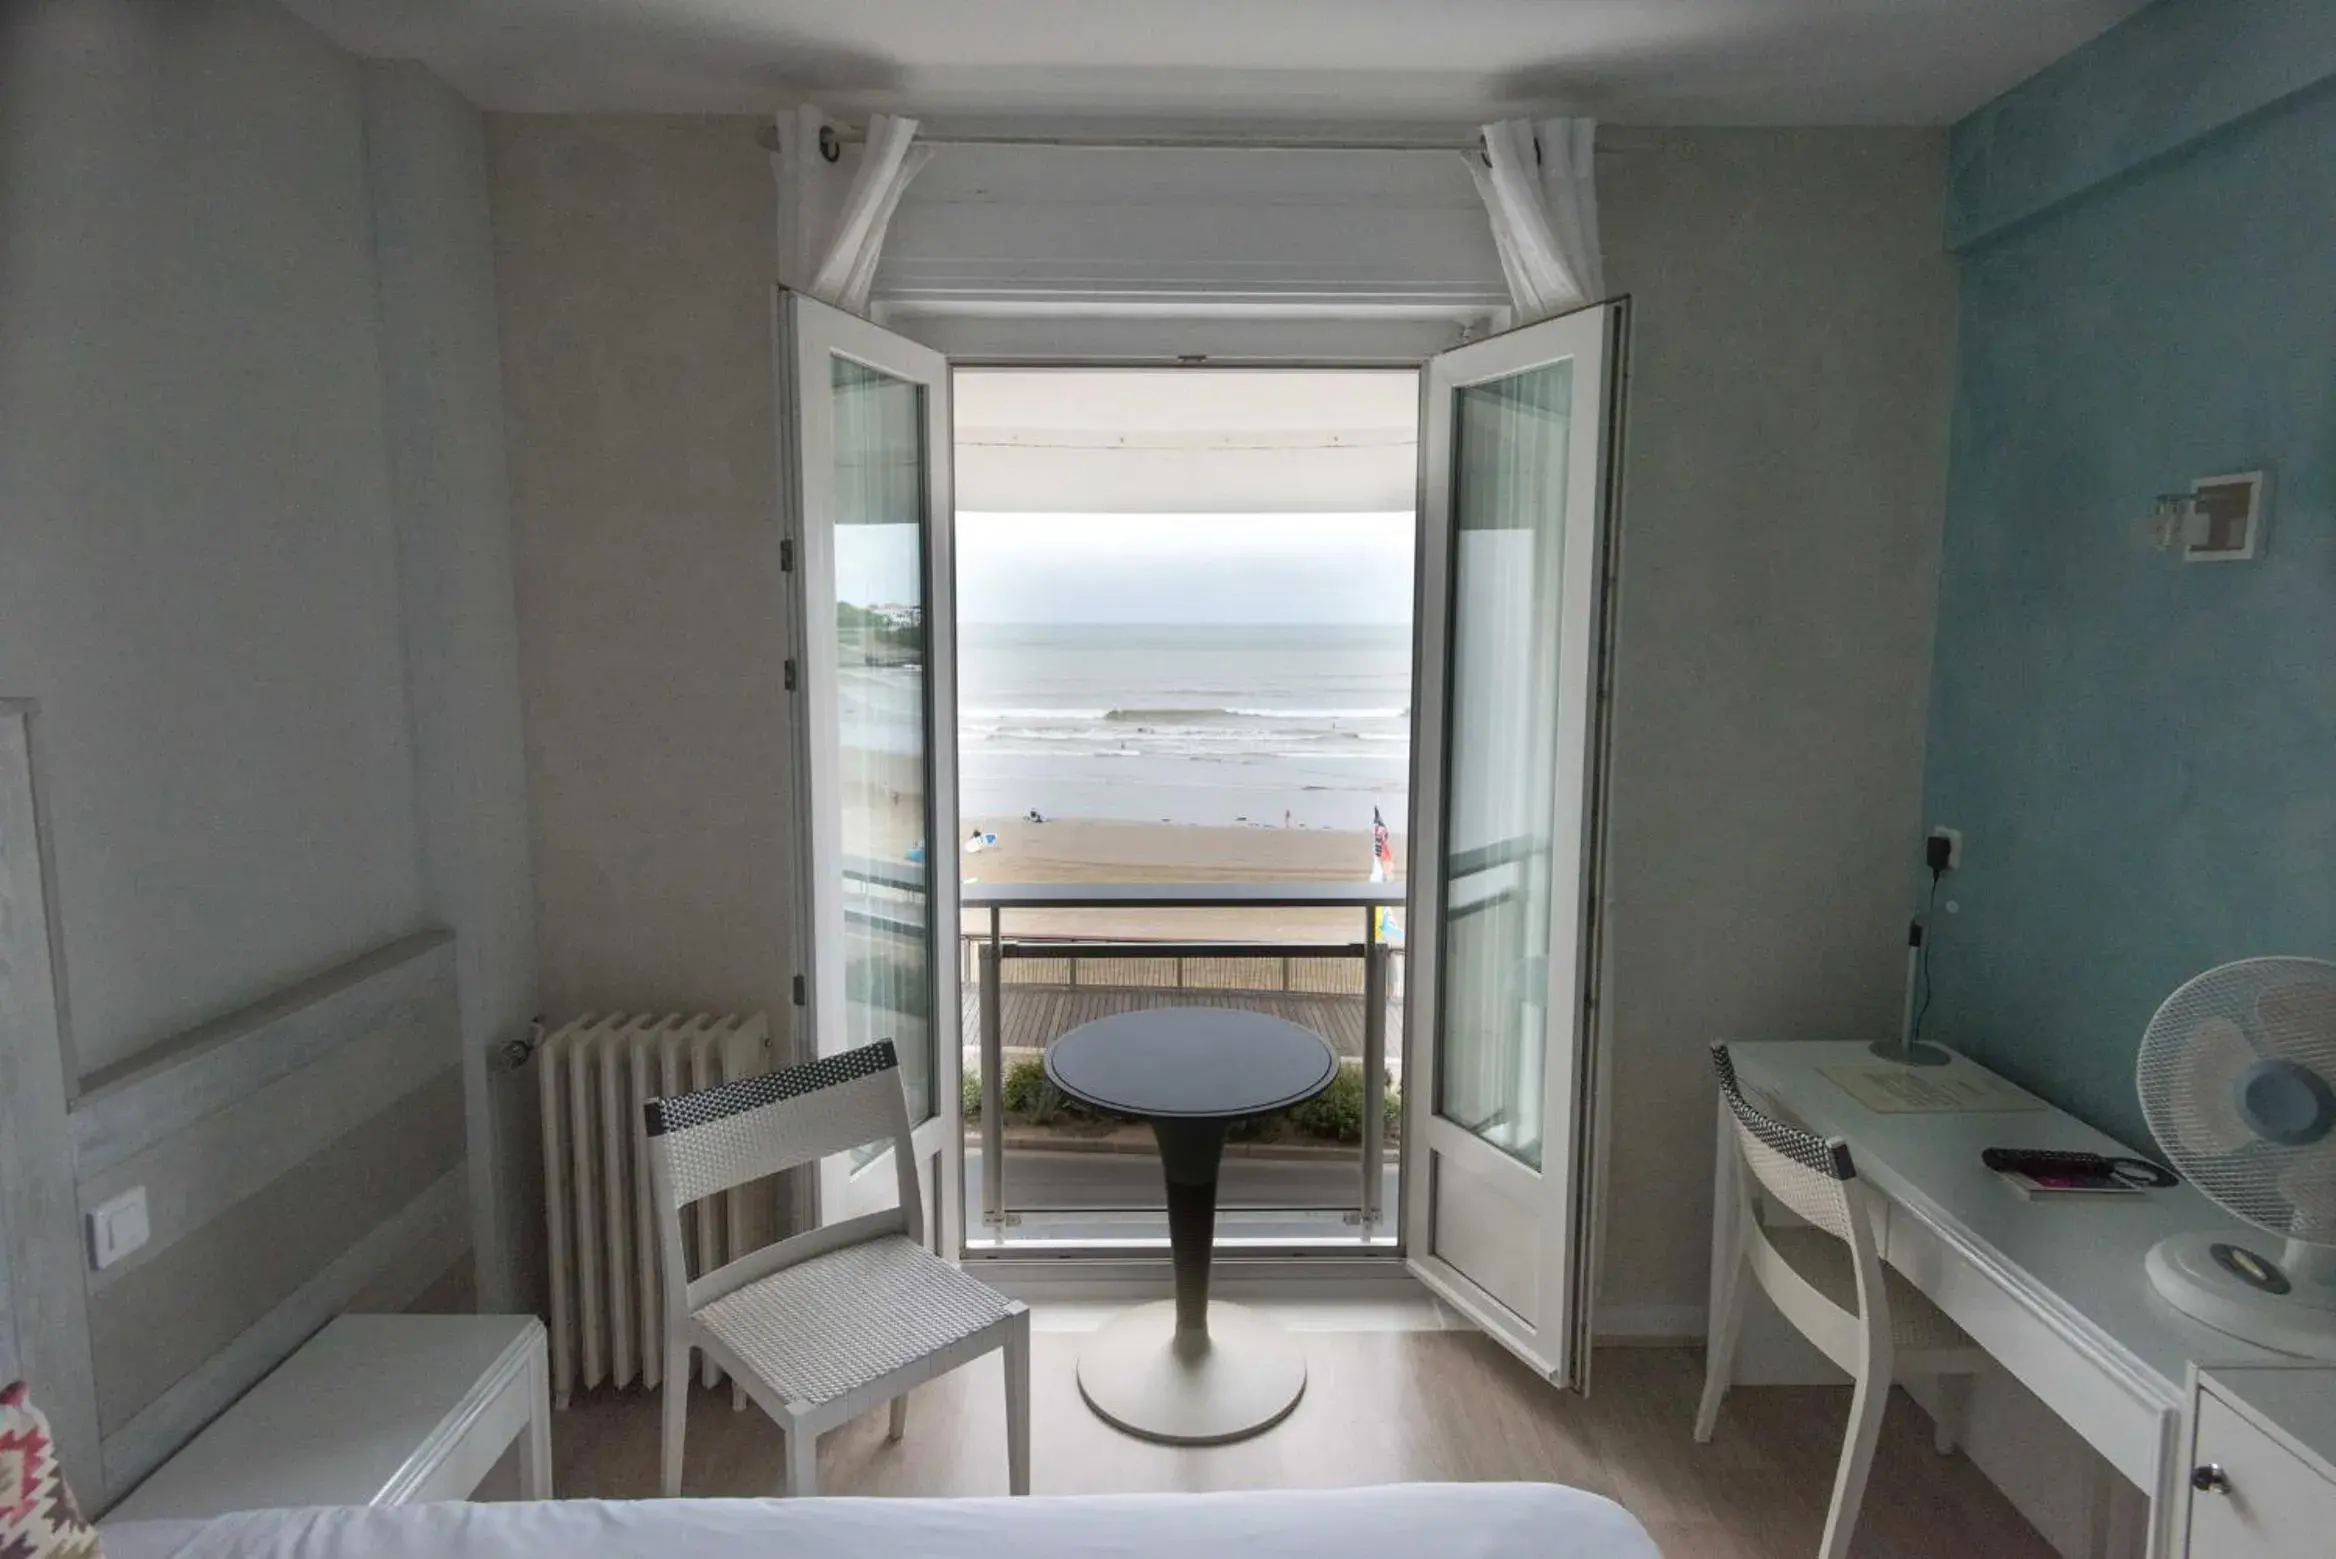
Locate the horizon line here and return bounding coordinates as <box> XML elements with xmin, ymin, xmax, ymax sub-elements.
<box><xmin>959</xmin><ymin>618</ymin><xmax>1413</xmax><ymax>628</ymax></box>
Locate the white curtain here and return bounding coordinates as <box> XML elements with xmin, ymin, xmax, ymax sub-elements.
<box><xmin>805</xmin><ymin>112</ymin><xmax>934</xmax><ymax>316</ymax></box>
<box><xmin>1467</xmin><ymin>118</ymin><xmax>1603</xmax><ymax>324</ymax></box>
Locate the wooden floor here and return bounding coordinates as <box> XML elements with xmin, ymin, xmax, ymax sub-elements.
<box><xmin>552</xmin><ymin>1331</ymin><xmax>2052</xmax><ymax>1558</ymax></box>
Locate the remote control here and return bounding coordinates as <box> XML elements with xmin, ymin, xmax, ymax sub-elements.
<box><xmin>1982</xmin><ymin>1147</ymin><xmax>2177</xmax><ymax>1187</ymax></box>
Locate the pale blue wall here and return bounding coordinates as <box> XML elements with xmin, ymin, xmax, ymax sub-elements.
<box><xmin>1923</xmin><ymin>0</ymin><xmax>2336</xmax><ymax>1149</ymax></box>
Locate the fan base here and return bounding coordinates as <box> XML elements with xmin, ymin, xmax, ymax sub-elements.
<box><xmin>1868</xmin><ymin>1038</ymin><xmax>1951</xmax><ymax>1068</ymax></box>
<box><xmin>2148</xmin><ymin>1232</ymin><xmax>2336</xmax><ymax>1361</ymax></box>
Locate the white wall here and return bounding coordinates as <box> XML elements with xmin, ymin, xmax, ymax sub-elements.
<box><xmin>0</xmin><ymin>4</ymin><xmax>540</xmax><ymax>1359</ymax></box>
<box><xmin>485</xmin><ymin>117</ymin><xmax>798</xmax><ymax>1038</ymax></box>
<box><xmin>1592</xmin><ymin>129</ymin><xmax>1958</xmax><ymax>1333</ymax></box>
<box><xmin>366</xmin><ymin>62</ymin><xmax>542</xmax><ymax>1313</ymax></box>
<box><xmin>0</xmin><ymin>1205</ymin><xmax>16</xmax><ymax>1386</ymax></box>
<box><xmin>0</xmin><ymin>0</ymin><xmax>426</xmax><ymax>1078</ymax></box>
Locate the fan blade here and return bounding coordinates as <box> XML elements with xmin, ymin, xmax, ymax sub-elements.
<box><xmin>2281</xmin><ymin>1142</ymin><xmax>2336</xmax><ymax>1239</ymax></box>
<box><xmin>2168</xmin><ymin>1015</ymin><xmax>2258</xmax><ymax>1158</ymax></box>
<box><xmin>2256</xmin><ymin>976</ymin><xmax>2336</xmax><ymax>1069</ymax></box>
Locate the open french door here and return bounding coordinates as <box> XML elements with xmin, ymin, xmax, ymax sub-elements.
<box><xmin>1403</xmin><ymin>300</ymin><xmax>1626</xmax><ymax>1389</ymax></box>
<box><xmin>775</xmin><ymin>289</ymin><xmax>963</xmax><ymax>1256</ymax></box>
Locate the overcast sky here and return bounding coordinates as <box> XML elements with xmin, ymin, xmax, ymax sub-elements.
<box><xmin>837</xmin><ymin>512</ymin><xmax>1416</xmax><ymax>625</ymax></box>
<box><xmin>960</xmin><ymin>512</ymin><xmax>1413</xmax><ymax>625</ymax></box>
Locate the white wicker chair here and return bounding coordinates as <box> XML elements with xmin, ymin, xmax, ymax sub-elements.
<box><xmin>1695</xmin><ymin>1042</ymin><xmax>1984</xmax><ymax>1559</ymax></box>
<box><xmin>641</xmin><ymin>1039</ymin><xmax>1030</xmax><ymax>1498</ymax></box>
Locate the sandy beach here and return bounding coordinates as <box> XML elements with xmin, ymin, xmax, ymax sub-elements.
<box><xmin>961</xmin><ymin>814</ymin><xmax>1406</xmax><ymax>944</ymax></box>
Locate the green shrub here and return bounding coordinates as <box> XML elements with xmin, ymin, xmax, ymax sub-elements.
<box><xmin>1283</xmin><ymin>1061</ymin><xmax>1401</xmax><ymax>1144</ymax></box>
<box><xmin>1002</xmin><ymin>1055</ymin><xmax>1079</xmax><ymax>1124</ymax></box>
<box><xmin>962</xmin><ymin>1067</ymin><xmax>983</xmax><ymax>1119</ymax></box>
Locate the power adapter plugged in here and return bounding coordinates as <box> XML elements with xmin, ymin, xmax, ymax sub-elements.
<box><xmin>1926</xmin><ymin>826</ymin><xmax>1961</xmax><ymax>876</ymax></box>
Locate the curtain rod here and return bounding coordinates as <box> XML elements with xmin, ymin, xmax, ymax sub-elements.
<box><xmin>751</xmin><ymin>122</ymin><xmax>1625</xmax><ymax>158</ymax></box>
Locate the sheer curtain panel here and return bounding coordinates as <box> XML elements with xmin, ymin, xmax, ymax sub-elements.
<box><xmin>1467</xmin><ymin>119</ymin><xmax>1603</xmax><ymax>325</ymax></box>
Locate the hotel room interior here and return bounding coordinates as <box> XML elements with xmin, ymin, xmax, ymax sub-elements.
<box><xmin>1</xmin><ymin>2</ymin><xmax>2331</xmax><ymax>1557</ymax></box>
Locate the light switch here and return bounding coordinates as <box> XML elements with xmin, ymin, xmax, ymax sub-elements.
<box><xmin>88</xmin><ymin>1186</ymin><xmax>150</xmax><ymax>1270</ymax></box>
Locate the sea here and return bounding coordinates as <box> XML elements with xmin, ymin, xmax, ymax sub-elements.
<box><xmin>958</xmin><ymin>623</ymin><xmax>1411</xmax><ymax>831</ymax></box>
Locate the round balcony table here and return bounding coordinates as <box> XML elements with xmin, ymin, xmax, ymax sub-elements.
<box><xmin>1044</xmin><ymin>1006</ymin><xmax>1340</xmax><ymax>1444</ymax></box>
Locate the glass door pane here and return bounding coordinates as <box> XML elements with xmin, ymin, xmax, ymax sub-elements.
<box><xmin>782</xmin><ymin>287</ymin><xmax>961</xmax><ymax>1253</ymax></box>
<box><xmin>1435</xmin><ymin>361</ymin><xmax>1573</xmax><ymax>1171</ymax></box>
<box><xmin>832</xmin><ymin>357</ymin><xmax>936</xmax><ymax>1143</ymax></box>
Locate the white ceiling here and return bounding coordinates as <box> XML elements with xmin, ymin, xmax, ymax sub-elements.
<box><xmin>955</xmin><ymin>369</ymin><xmax>1418</xmax><ymax>513</ymax></box>
<box><xmin>283</xmin><ymin>0</ymin><xmax>2144</xmax><ymax>125</ymax></box>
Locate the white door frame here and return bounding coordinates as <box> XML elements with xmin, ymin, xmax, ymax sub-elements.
<box><xmin>1402</xmin><ymin>301</ymin><xmax>1628</xmax><ymax>1388</ymax></box>
<box><xmin>775</xmin><ymin>290</ymin><xmax>964</xmax><ymax>1257</ymax></box>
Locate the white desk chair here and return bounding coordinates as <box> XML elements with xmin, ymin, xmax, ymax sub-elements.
<box><xmin>1696</xmin><ymin>1042</ymin><xmax>1983</xmax><ymax>1559</ymax></box>
<box><xmin>642</xmin><ymin>1040</ymin><xmax>1031</xmax><ymax>1498</ymax></box>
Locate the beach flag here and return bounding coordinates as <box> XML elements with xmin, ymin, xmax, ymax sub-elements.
<box><xmin>1370</xmin><ymin>807</ymin><xmax>1403</xmax><ymax>946</ymax></box>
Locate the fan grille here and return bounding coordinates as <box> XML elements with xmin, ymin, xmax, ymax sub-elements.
<box><xmin>2138</xmin><ymin>957</ymin><xmax>2336</xmax><ymax>1239</ymax></box>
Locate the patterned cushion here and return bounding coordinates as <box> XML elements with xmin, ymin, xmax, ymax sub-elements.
<box><xmin>0</xmin><ymin>1382</ymin><xmax>101</xmax><ymax>1559</ymax></box>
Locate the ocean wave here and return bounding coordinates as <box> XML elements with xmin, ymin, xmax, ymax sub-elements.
<box><xmin>1077</xmin><ymin>705</ymin><xmax>1409</xmax><ymax>724</ymax></box>
<box><xmin>961</xmin><ymin>706</ymin><xmax>1110</xmax><ymax>721</ymax></box>
<box><xmin>1227</xmin><ymin>706</ymin><xmax>1408</xmax><ymax>720</ymax></box>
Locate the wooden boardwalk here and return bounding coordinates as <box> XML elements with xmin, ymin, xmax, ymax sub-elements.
<box><xmin>963</xmin><ymin>983</ymin><xmax>1399</xmax><ymax>1062</ymax></box>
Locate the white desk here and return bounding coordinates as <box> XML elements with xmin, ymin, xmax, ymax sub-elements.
<box><xmin>1716</xmin><ymin>1044</ymin><xmax>2286</xmax><ymax>1559</ymax></box>
<box><xmin>106</xmin><ymin>1314</ymin><xmax>550</xmax><ymax>1521</ymax></box>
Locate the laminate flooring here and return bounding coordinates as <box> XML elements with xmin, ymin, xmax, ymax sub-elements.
<box><xmin>550</xmin><ymin>1323</ymin><xmax>2054</xmax><ymax>1558</ymax></box>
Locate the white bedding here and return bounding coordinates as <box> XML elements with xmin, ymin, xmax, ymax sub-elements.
<box><xmin>104</xmin><ymin>1484</ymin><xmax>1658</xmax><ymax>1559</ymax></box>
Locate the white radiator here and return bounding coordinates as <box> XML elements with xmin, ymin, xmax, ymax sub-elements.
<box><xmin>537</xmin><ymin>1012</ymin><xmax>774</xmax><ymax>1407</ymax></box>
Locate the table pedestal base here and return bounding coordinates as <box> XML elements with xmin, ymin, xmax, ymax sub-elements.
<box><xmin>1075</xmin><ymin>1300</ymin><xmax>1307</xmax><ymax>1445</ymax></box>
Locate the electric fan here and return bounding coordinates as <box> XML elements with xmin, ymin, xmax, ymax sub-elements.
<box><xmin>2137</xmin><ymin>956</ymin><xmax>2336</xmax><ymax>1359</ymax></box>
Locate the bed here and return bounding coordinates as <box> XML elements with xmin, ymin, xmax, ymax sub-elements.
<box><xmin>104</xmin><ymin>1484</ymin><xmax>1659</xmax><ymax>1559</ymax></box>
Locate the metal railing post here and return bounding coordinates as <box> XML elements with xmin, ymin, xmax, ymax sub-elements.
<box><xmin>981</xmin><ymin>905</ymin><xmax>1005</xmax><ymax>1228</ymax></box>
<box><xmin>1360</xmin><ymin>906</ymin><xmax>1387</xmax><ymax>1234</ymax></box>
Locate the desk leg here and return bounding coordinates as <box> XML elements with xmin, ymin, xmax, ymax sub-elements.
<box><xmin>521</xmin><ymin>1332</ymin><xmax>554</xmax><ymax>1500</ymax></box>
<box><xmin>1708</xmin><ymin>1093</ymin><xmax>1744</xmax><ymax>1327</ymax></box>
<box><xmin>1697</xmin><ymin>1095</ymin><xmax>1747</xmax><ymax>1440</ymax></box>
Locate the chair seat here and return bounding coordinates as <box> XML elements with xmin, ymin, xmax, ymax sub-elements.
<box><xmin>697</xmin><ymin>1235</ymin><xmax>1019</xmax><ymax>1410</ymax></box>
<box><xmin>1764</xmin><ymin>1225</ymin><xmax>1979</xmax><ymax>1358</ymax></box>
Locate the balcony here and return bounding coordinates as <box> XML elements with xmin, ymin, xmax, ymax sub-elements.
<box><xmin>961</xmin><ymin>882</ymin><xmax>1404</xmax><ymax>1249</ymax></box>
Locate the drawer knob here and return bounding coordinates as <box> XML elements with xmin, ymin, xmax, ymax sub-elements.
<box><xmin>2190</xmin><ymin>1463</ymin><xmax>2232</xmax><ymax>1495</ymax></box>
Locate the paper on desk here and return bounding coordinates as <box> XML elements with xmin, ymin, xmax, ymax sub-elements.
<box><xmin>1819</xmin><ymin>1061</ymin><xmax>2051</xmax><ymax>1113</ymax></box>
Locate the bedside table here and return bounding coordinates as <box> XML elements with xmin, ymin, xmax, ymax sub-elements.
<box><xmin>106</xmin><ymin>1314</ymin><xmax>550</xmax><ymax>1520</ymax></box>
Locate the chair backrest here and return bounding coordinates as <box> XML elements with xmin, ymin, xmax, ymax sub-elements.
<box><xmin>642</xmin><ymin>1040</ymin><xmax>921</xmax><ymax>1319</ymax></box>
<box><xmin>1709</xmin><ymin>1042</ymin><xmax>1858</xmax><ymax>1241</ymax></box>
<box><xmin>644</xmin><ymin>1040</ymin><xmax>912</xmax><ymax>1209</ymax></box>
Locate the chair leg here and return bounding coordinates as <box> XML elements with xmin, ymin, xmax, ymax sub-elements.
<box><xmin>1693</xmin><ymin>1251</ymin><xmax>1747</xmax><ymax>1444</ymax></box>
<box><xmin>1004</xmin><ymin>1309</ymin><xmax>1032</xmax><ymax>1496</ymax></box>
<box><xmin>1933</xmin><ymin>1371</ymin><xmax>1971</xmax><ymax>1456</ymax></box>
<box><xmin>660</xmin><ymin>1340</ymin><xmax>691</xmax><ymax>1498</ymax></box>
<box><xmin>784</xmin><ymin>1416</ymin><xmax>819</xmax><ymax>1498</ymax></box>
<box><xmin>888</xmin><ymin>1393</ymin><xmax>909</xmax><ymax>1443</ymax></box>
<box><xmin>1818</xmin><ymin>1371</ymin><xmax>1890</xmax><ymax>1559</ymax></box>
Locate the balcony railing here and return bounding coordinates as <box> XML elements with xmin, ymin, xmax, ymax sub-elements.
<box><xmin>961</xmin><ymin>881</ymin><xmax>1405</xmax><ymax>1244</ymax></box>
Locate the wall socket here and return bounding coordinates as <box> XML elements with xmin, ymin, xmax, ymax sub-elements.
<box><xmin>1929</xmin><ymin>826</ymin><xmax>1963</xmax><ymax>871</ymax></box>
